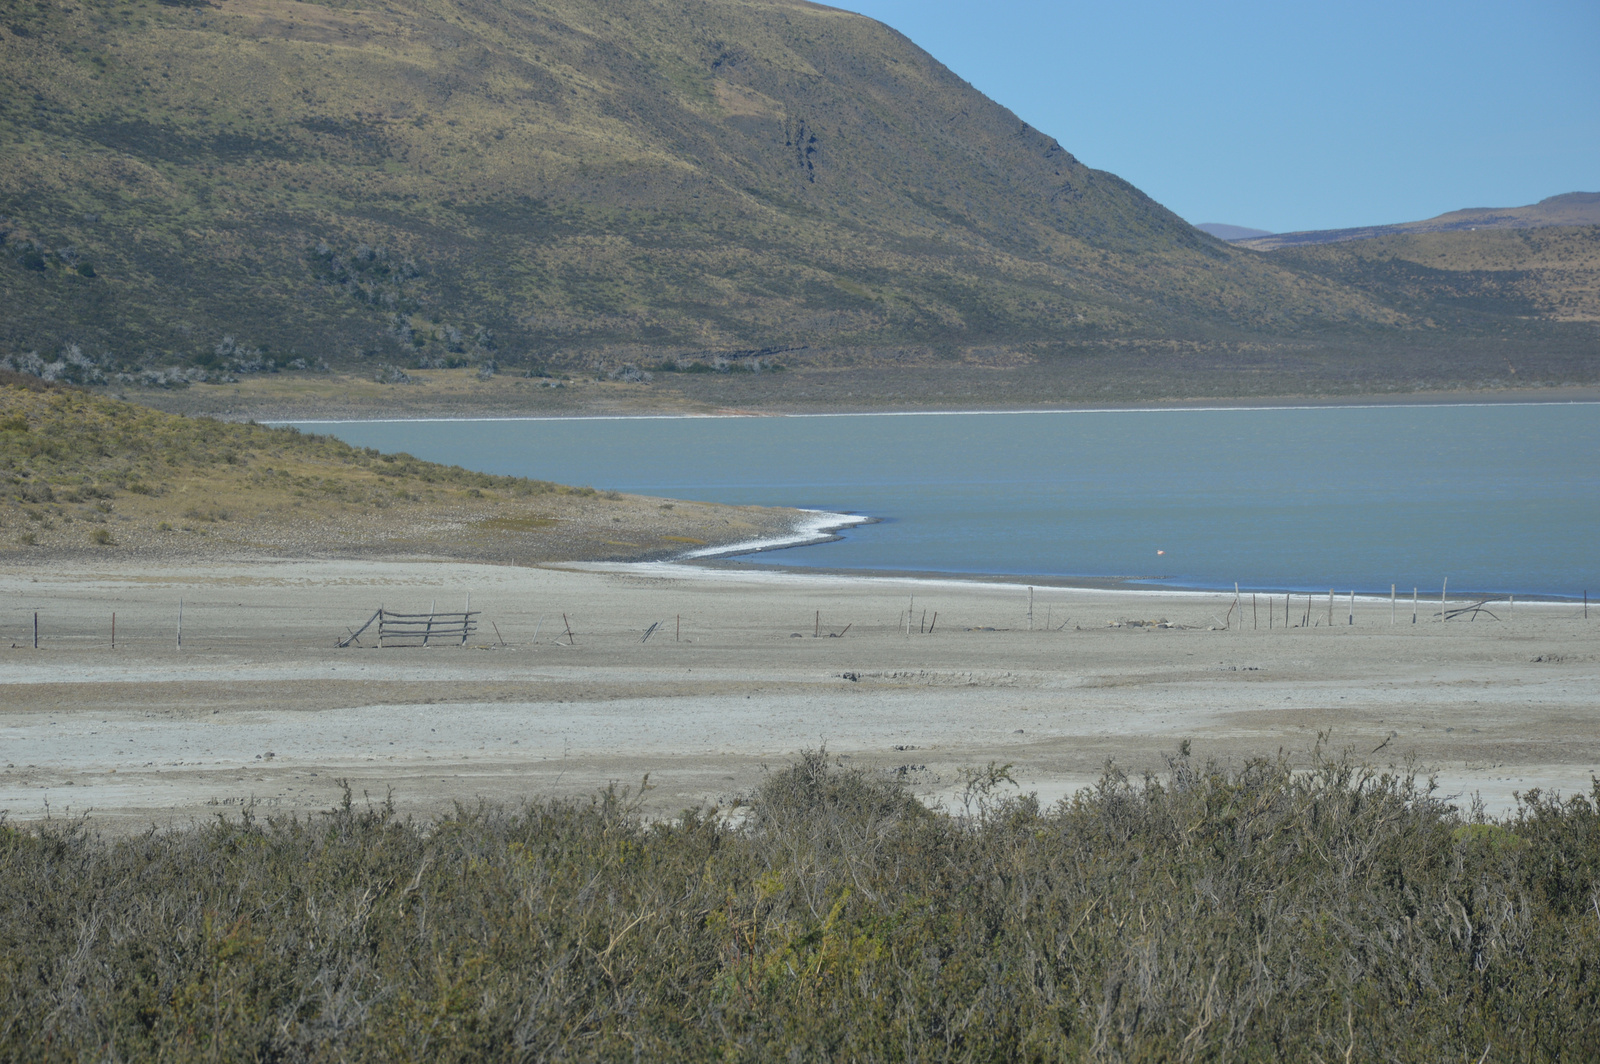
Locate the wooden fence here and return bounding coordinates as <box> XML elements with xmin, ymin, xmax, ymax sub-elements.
<box><xmin>338</xmin><ymin>608</ymin><xmax>479</xmax><ymax>648</ymax></box>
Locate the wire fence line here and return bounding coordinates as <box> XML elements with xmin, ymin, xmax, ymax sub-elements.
<box><xmin>3</xmin><ymin>587</ymin><xmax>1591</xmax><ymax>651</ymax></box>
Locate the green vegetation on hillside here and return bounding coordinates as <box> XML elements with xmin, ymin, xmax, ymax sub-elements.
<box><xmin>3</xmin><ymin>750</ymin><xmax>1598</xmax><ymax>1059</ymax></box>
<box><xmin>0</xmin><ymin>0</ymin><xmax>1409</xmax><ymax>384</ymax></box>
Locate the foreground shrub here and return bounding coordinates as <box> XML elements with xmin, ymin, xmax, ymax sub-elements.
<box><xmin>1</xmin><ymin>751</ymin><xmax>1597</xmax><ymax>1061</ymax></box>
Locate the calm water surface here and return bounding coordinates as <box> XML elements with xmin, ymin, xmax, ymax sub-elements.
<box><xmin>288</xmin><ymin>405</ymin><xmax>1600</xmax><ymax>597</ymax></box>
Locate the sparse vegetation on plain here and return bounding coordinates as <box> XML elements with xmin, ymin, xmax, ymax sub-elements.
<box><xmin>2</xmin><ymin>749</ymin><xmax>1597</xmax><ymax>1060</ymax></box>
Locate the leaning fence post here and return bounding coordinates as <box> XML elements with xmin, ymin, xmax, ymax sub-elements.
<box><xmin>1441</xmin><ymin>578</ymin><xmax>1448</xmax><ymax>623</ymax></box>
<box><xmin>1412</xmin><ymin>587</ymin><xmax>1418</xmax><ymax>624</ymax></box>
<box><xmin>424</xmin><ymin>599</ymin><xmax>435</xmax><ymax>647</ymax></box>
<box><xmin>1348</xmin><ymin>590</ymin><xmax>1354</xmax><ymax>626</ymax></box>
<box><xmin>33</xmin><ymin>611</ymin><xmax>38</xmax><ymax>649</ymax></box>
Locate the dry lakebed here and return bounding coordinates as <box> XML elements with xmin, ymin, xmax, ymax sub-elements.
<box><xmin>0</xmin><ymin>555</ymin><xmax>1595</xmax><ymax>828</ymax></box>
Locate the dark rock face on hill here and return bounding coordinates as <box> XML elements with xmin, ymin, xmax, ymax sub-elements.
<box><xmin>1</xmin><ymin>0</ymin><xmax>1410</xmax><ymax>382</ymax></box>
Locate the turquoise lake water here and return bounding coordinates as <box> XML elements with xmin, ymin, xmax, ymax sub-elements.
<box><xmin>288</xmin><ymin>404</ymin><xmax>1600</xmax><ymax>598</ymax></box>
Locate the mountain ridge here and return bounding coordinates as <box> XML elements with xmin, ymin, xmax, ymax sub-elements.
<box><xmin>0</xmin><ymin>0</ymin><xmax>1401</xmax><ymax>381</ymax></box>
<box><xmin>1196</xmin><ymin>223</ymin><xmax>1273</xmax><ymax>241</ymax></box>
<box><xmin>1233</xmin><ymin>192</ymin><xmax>1600</xmax><ymax>251</ymax></box>
<box><xmin>0</xmin><ymin>0</ymin><xmax>1592</xmax><ymax>405</ymax></box>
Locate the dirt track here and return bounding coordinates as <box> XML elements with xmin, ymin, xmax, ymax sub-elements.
<box><xmin>3</xmin><ymin>557</ymin><xmax>1597</xmax><ymax>828</ymax></box>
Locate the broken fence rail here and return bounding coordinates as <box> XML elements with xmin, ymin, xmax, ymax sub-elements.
<box><xmin>338</xmin><ymin>608</ymin><xmax>481</xmax><ymax>648</ymax></box>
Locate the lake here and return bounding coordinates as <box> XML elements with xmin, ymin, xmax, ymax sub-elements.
<box><xmin>286</xmin><ymin>403</ymin><xmax>1600</xmax><ymax>598</ymax></box>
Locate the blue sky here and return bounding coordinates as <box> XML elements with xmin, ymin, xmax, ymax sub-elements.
<box><xmin>837</xmin><ymin>0</ymin><xmax>1600</xmax><ymax>233</ymax></box>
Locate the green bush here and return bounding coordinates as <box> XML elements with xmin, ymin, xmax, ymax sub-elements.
<box><xmin>1</xmin><ymin>751</ymin><xmax>1597</xmax><ymax>1060</ymax></box>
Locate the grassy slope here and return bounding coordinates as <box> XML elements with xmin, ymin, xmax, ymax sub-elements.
<box><xmin>0</xmin><ymin>375</ymin><xmax>792</xmax><ymax>559</ymax></box>
<box><xmin>0</xmin><ymin>0</ymin><xmax>1406</xmax><ymax>381</ymax></box>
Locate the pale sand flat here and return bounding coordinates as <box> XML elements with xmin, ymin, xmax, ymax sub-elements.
<box><xmin>2</xmin><ymin>558</ymin><xmax>1596</xmax><ymax>827</ymax></box>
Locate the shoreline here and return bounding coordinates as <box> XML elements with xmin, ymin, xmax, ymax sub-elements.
<box><xmin>587</xmin><ymin>555</ymin><xmax>1587</xmax><ymax>607</ymax></box>
<box><xmin>682</xmin><ymin>509</ymin><xmax>873</xmax><ymax>560</ymax></box>
<box><xmin>275</xmin><ymin>391</ymin><xmax>1600</xmax><ymax>426</ymax></box>
<box><xmin>694</xmin><ymin>511</ymin><xmax>1587</xmax><ymax>605</ymax></box>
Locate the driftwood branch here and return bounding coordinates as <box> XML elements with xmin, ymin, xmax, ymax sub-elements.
<box><xmin>1443</xmin><ymin>600</ymin><xmax>1500</xmax><ymax>622</ymax></box>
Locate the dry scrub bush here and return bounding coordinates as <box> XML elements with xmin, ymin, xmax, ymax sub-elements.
<box><xmin>2</xmin><ymin>750</ymin><xmax>1598</xmax><ymax>1061</ymax></box>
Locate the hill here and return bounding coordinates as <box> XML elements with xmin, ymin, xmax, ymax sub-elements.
<box><xmin>0</xmin><ymin>0</ymin><xmax>1410</xmax><ymax>387</ymax></box>
<box><xmin>1196</xmin><ymin>223</ymin><xmax>1273</xmax><ymax>241</ymax></box>
<box><xmin>1274</xmin><ymin>225</ymin><xmax>1600</xmax><ymax>329</ymax></box>
<box><xmin>0</xmin><ymin>374</ymin><xmax>793</xmax><ymax>559</ymax></box>
<box><xmin>1235</xmin><ymin>192</ymin><xmax>1600</xmax><ymax>251</ymax></box>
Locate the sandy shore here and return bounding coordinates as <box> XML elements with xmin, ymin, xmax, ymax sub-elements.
<box><xmin>2</xmin><ymin>556</ymin><xmax>1596</xmax><ymax>828</ymax></box>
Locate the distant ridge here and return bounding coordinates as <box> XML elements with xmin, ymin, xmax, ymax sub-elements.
<box><xmin>1236</xmin><ymin>192</ymin><xmax>1600</xmax><ymax>251</ymax></box>
<box><xmin>1196</xmin><ymin>223</ymin><xmax>1274</xmax><ymax>241</ymax></box>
